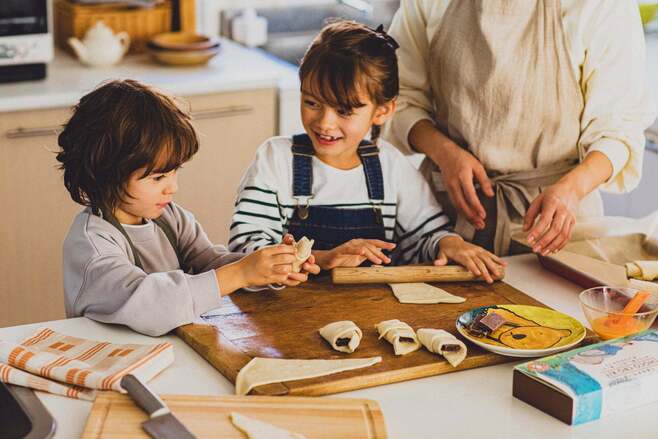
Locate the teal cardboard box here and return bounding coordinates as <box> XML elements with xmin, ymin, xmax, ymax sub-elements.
<box><xmin>513</xmin><ymin>329</ymin><xmax>658</xmax><ymax>425</ymax></box>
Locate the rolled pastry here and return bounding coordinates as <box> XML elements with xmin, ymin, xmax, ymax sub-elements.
<box><xmin>626</xmin><ymin>260</ymin><xmax>658</xmax><ymax>281</ymax></box>
<box><xmin>319</xmin><ymin>321</ymin><xmax>362</xmax><ymax>353</ymax></box>
<box><xmin>417</xmin><ymin>328</ymin><xmax>467</xmax><ymax>367</ymax></box>
<box><xmin>292</xmin><ymin>237</ymin><xmax>314</xmax><ymax>272</ymax></box>
<box><xmin>375</xmin><ymin>319</ymin><xmax>421</xmax><ymax>355</ymax></box>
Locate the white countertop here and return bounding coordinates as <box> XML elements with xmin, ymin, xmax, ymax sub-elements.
<box><xmin>2</xmin><ymin>254</ymin><xmax>658</xmax><ymax>439</ymax></box>
<box><xmin>0</xmin><ymin>38</ymin><xmax>299</xmax><ymax>113</ymax></box>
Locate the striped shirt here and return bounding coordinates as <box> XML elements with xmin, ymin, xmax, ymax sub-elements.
<box><xmin>229</xmin><ymin>136</ymin><xmax>455</xmax><ymax>264</ymax></box>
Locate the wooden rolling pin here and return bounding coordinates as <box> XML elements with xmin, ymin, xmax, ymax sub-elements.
<box><xmin>331</xmin><ymin>265</ymin><xmax>505</xmax><ymax>284</ymax></box>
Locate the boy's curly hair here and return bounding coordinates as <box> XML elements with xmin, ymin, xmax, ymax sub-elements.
<box><xmin>56</xmin><ymin>79</ymin><xmax>198</xmax><ymax>214</ymax></box>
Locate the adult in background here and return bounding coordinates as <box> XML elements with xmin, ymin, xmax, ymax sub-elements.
<box><xmin>385</xmin><ymin>0</ymin><xmax>656</xmax><ymax>255</ymax></box>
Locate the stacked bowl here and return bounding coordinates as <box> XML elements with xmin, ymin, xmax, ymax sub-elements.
<box><xmin>147</xmin><ymin>32</ymin><xmax>220</xmax><ymax>66</ymax></box>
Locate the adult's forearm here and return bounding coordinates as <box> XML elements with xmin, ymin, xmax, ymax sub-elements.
<box><xmin>408</xmin><ymin>119</ymin><xmax>456</xmax><ymax>166</ymax></box>
<box><xmin>558</xmin><ymin>151</ymin><xmax>613</xmax><ymax>200</ymax></box>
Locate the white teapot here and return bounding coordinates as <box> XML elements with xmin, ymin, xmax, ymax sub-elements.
<box><xmin>68</xmin><ymin>21</ymin><xmax>130</xmax><ymax>67</ymax></box>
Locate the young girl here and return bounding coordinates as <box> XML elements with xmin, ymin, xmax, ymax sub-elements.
<box><xmin>57</xmin><ymin>80</ymin><xmax>319</xmax><ymax>337</ymax></box>
<box><xmin>230</xmin><ymin>21</ymin><xmax>503</xmax><ymax>281</ymax></box>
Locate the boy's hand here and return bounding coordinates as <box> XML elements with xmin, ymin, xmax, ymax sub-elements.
<box><xmin>434</xmin><ymin>235</ymin><xmax>505</xmax><ymax>284</ymax></box>
<box><xmin>282</xmin><ymin>234</ymin><xmax>321</xmax><ymax>276</ymax></box>
<box><xmin>238</xmin><ymin>244</ymin><xmax>307</xmax><ymax>288</ymax></box>
<box><xmin>313</xmin><ymin>239</ymin><xmax>396</xmax><ymax>270</ymax></box>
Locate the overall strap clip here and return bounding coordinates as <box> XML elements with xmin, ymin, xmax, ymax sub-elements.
<box><xmin>296</xmin><ymin>196</ymin><xmax>313</xmax><ymax>220</ymax></box>
<box><xmin>291</xmin><ymin>134</ymin><xmax>315</xmax><ymax>220</ymax></box>
<box><xmin>357</xmin><ymin>142</ymin><xmax>385</xmax><ymax>211</ymax></box>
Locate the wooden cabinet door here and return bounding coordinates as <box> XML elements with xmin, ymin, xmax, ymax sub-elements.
<box><xmin>175</xmin><ymin>88</ymin><xmax>277</xmax><ymax>245</ymax></box>
<box><xmin>0</xmin><ymin>107</ymin><xmax>77</xmax><ymax>327</ymax></box>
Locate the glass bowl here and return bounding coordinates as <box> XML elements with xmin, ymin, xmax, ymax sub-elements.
<box><xmin>579</xmin><ymin>286</ymin><xmax>658</xmax><ymax>340</ymax></box>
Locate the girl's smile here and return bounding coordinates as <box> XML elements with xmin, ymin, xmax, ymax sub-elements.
<box><xmin>300</xmin><ymin>89</ymin><xmax>395</xmax><ymax>170</ymax></box>
<box><xmin>312</xmin><ymin>130</ymin><xmax>343</xmax><ymax>146</ymax></box>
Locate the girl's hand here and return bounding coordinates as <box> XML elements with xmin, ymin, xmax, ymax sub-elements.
<box><xmin>314</xmin><ymin>239</ymin><xmax>397</xmax><ymax>270</ymax></box>
<box><xmin>434</xmin><ymin>141</ymin><xmax>494</xmax><ymax>231</ymax></box>
<box><xmin>435</xmin><ymin>235</ymin><xmax>505</xmax><ymax>284</ymax></box>
<box><xmin>523</xmin><ymin>181</ymin><xmax>579</xmax><ymax>256</ymax></box>
<box><xmin>282</xmin><ymin>233</ymin><xmax>321</xmax><ymax>276</ymax></box>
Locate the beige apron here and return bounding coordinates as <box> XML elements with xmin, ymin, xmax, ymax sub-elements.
<box><xmin>425</xmin><ymin>0</ymin><xmax>603</xmax><ymax>255</ymax></box>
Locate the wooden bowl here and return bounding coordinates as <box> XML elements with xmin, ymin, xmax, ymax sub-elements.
<box><xmin>148</xmin><ymin>47</ymin><xmax>220</xmax><ymax>66</ymax></box>
<box><xmin>149</xmin><ymin>32</ymin><xmax>218</xmax><ymax>51</ymax></box>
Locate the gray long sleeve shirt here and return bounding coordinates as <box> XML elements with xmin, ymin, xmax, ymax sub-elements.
<box><xmin>63</xmin><ymin>203</ymin><xmax>244</xmax><ymax>336</ymax></box>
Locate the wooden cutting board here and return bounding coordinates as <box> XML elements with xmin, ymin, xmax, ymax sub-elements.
<box><xmin>177</xmin><ymin>278</ymin><xmax>596</xmax><ymax>396</ymax></box>
<box><xmin>538</xmin><ymin>250</ymin><xmax>630</xmax><ymax>288</ymax></box>
<box><xmin>82</xmin><ymin>391</ymin><xmax>387</xmax><ymax>438</ymax></box>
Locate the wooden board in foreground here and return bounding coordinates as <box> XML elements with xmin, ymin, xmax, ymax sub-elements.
<box><xmin>82</xmin><ymin>391</ymin><xmax>387</xmax><ymax>438</ymax></box>
<box><xmin>177</xmin><ymin>278</ymin><xmax>596</xmax><ymax>396</ymax></box>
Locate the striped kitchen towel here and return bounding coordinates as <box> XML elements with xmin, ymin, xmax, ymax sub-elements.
<box><xmin>0</xmin><ymin>363</ymin><xmax>95</xmax><ymax>400</ymax></box>
<box><xmin>0</xmin><ymin>327</ymin><xmax>174</xmax><ymax>400</ymax></box>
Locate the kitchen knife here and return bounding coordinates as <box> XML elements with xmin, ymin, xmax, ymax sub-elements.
<box><xmin>120</xmin><ymin>374</ymin><xmax>196</xmax><ymax>439</ymax></box>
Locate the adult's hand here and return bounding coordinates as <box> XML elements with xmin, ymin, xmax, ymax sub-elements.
<box><xmin>524</xmin><ymin>151</ymin><xmax>614</xmax><ymax>255</ymax></box>
<box><xmin>409</xmin><ymin>120</ymin><xmax>494</xmax><ymax>230</ymax></box>
<box><xmin>523</xmin><ymin>182</ymin><xmax>579</xmax><ymax>255</ymax></box>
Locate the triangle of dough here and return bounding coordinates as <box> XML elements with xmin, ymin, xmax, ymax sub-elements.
<box><xmin>388</xmin><ymin>283</ymin><xmax>466</xmax><ymax>304</ymax></box>
<box><xmin>235</xmin><ymin>356</ymin><xmax>381</xmax><ymax>395</ymax></box>
<box><xmin>229</xmin><ymin>412</ymin><xmax>306</xmax><ymax>439</ymax></box>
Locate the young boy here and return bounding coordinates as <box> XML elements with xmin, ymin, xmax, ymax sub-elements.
<box><xmin>57</xmin><ymin>80</ymin><xmax>319</xmax><ymax>336</ymax></box>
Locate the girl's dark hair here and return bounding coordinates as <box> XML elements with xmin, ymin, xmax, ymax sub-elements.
<box><xmin>56</xmin><ymin>79</ymin><xmax>198</xmax><ymax>214</ymax></box>
<box><xmin>299</xmin><ymin>20</ymin><xmax>399</xmax><ymax>143</ymax></box>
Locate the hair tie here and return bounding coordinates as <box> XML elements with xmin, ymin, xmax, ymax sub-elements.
<box><xmin>374</xmin><ymin>24</ymin><xmax>400</xmax><ymax>50</ymax></box>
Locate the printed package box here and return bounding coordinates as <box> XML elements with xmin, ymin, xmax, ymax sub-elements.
<box><xmin>513</xmin><ymin>329</ymin><xmax>658</xmax><ymax>425</ymax></box>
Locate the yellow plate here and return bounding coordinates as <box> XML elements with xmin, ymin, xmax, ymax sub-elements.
<box><xmin>456</xmin><ymin>304</ymin><xmax>586</xmax><ymax>357</ymax></box>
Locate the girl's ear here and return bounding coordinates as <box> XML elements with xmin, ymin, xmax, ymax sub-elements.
<box><xmin>372</xmin><ymin>98</ymin><xmax>397</xmax><ymax>125</ymax></box>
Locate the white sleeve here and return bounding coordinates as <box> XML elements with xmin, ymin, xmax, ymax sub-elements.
<box><xmin>384</xmin><ymin>0</ymin><xmax>448</xmax><ymax>154</ymax></box>
<box><xmin>390</xmin><ymin>149</ymin><xmax>454</xmax><ymax>264</ymax></box>
<box><xmin>578</xmin><ymin>0</ymin><xmax>656</xmax><ymax>193</ymax></box>
<box><xmin>229</xmin><ymin>140</ymin><xmax>286</xmax><ymax>253</ymax></box>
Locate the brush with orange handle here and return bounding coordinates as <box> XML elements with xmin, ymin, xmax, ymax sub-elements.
<box><xmin>605</xmin><ymin>290</ymin><xmax>651</xmax><ymax>328</ymax></box>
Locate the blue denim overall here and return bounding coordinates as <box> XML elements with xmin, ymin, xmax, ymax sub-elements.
<box><xmin>286</xmin><ymin>134</ymin><xmax>387</xmax><ymax>251</ymax></box>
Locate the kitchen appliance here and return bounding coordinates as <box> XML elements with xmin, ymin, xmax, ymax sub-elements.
<box><xmin>0</xmin><ymin>381</ymin><xmax>56</xmax><ymax>439</ymax></box>
<box><xmin>0</xmin><ymin>0</ymin><xmax>54</xmax><ymax>83</ymax></box>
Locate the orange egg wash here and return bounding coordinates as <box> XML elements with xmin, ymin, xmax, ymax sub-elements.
<box><xmin>591</xmin><ymin>291</ymin><xmax>651</xmax><ymax>340</ymax></box>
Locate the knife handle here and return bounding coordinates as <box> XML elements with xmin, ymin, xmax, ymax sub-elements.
<box><xmin>120</xmin><ymin>374</ymin><xmax>169</xmax><ymax>418</ymax></box>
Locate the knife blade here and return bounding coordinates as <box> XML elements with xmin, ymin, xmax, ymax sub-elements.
<box><xmin>120</xmin><ymin>374</ymin><xmax>196</xmax><ymax>439</ymax></box>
